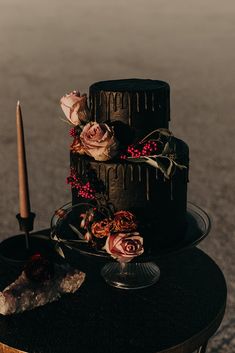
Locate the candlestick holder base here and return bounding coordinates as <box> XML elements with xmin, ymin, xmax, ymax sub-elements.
<box><xmin>16</xmin><ymin>212</ymin><xmax>35</xmax><ymax>233</ymax></box>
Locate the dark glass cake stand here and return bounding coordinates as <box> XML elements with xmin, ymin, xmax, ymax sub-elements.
<box><xmin>50</xmin><ymin>202</ymin><xmax>211</xmax><ymax>290</ymax></box>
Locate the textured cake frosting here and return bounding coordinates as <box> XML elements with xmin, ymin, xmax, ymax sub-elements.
<box><xmin>68</xmin><ymin>79</ymin><xmax>189</xmax><ymax>251</ymax></box>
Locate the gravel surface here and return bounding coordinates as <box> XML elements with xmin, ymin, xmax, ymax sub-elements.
<box><xmin>0</xmin><ymin>0</ymin><xmax>234</xmax><ymax>351</ymax></box>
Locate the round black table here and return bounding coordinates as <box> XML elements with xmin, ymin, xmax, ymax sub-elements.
<box><xmin>0</xmin><ymin>234</ymin><xmax>227</xmax><ymax>353</ymax></box>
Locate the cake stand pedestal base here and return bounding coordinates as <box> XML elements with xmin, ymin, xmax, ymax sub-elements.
<box><xmin>101</xmin><ymin>261</ymin><xmax>160</xmax><ymax>289</ymax></box>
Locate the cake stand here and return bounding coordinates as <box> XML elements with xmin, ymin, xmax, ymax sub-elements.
<box><xmin>50</xmin><ymin>202</ymin><xmax>210</xmax><ymax>290</ymax></box>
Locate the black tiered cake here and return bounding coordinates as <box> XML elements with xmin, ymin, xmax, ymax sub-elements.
<box><xmin>61</xmin><ymin>79</ymin><xmax>189</xmax><ymax>259</ymax></box>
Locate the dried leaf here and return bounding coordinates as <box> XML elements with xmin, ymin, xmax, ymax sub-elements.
<box><xmin>69</xmin><ymin>224</ymin><xmax>85</xmax><ymax>239</ymax></box>
<box><xmin>55</xmin><ymin>244</ymin><xmax>65</xmax><ymax>258</ymax></box>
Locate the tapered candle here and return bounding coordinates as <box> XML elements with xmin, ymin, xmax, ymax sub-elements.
<box><xmin>16</xmin><ymin>101</ymin><xmax>31</xmax><ymax>218</ymax></box>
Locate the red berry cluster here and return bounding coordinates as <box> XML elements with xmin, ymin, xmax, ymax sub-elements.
<box><xmin>67</xmin><ymin>169</ymin><xmax>96</xmax><ymax>200</ymax></box>
<box><xmin>69</xmin><ymin>128</ymin><xmax>77</xmax><ymax>138</ymax></box>
<box><xmin>120</xmin><ymin>140</ymin><xmax>158</xmax><ymax>159</ymax></box>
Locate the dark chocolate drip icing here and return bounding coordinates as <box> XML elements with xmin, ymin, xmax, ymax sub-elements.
<box><xmin>146</xmin><ymin>167</ymin><xmax>150</xmax><ymax>201</ymax></box>
<box><xmin>152</xmin><ymin>92</ymin><xmax>155</xmax><ymax>112</ymax></box>
<box><xmin>89</xmin><ymin>94</ymin><xmax>92</xmax><ymax>114</ymax></box>
<box><xmin>170</xmin><ymin>179</ymin><xmax>173</xmax><ymax>201</ymax></box>
<box><xmin>130</xmin><ymin>164</ymin><xmax>134</xmax><ymax>182</ymax></box>
<box><xmin>136</xmin><ymin>92</ymin><xmax>140</xmax><ymax>113</ymax></box>
<box><xmin>82</xmin><ymin>158</ymin><xmax>86</xmax><ymax>175</ymax></box>
<box><xmin>114</xmin><ymin>164</ymin><xmax>118</xmax><ymax>179</ymax></box>
<box><xmin>113</xmin><ymin>92</ymin><xmax>117</xmax><ymax>112</ymax></box>
<box><xmin>122</xmin><ymin>164</ymin><xmax>127</xmax><ymax>190</ymax></box>
<box><xmin>138</xmin><ymin>165</ymin><xmax>142</xmax><ymax>182</ymax></box>
<box><xmin>98</xmin><ymin>164</ymin><xmax>101</xmax><ymax>179</ymax></box>
<box><xmin>102</xmin><ymin>92</ymin><xmax>107</xmax><ymax>121</ymax></box>
<box><xmin>156</xmin><ymin>168</ymin><xmax>158</xmax><ymax>180</ymax></box>
<box><xmin>145</xmin><ymin>92</ymin><xmax>148</xmax><ymax>110</ymax></box>
<box><xmin>127</xmin><ymin>93</ymin><xmax>132</xmax><ymax>125</ymax></box>
<box><xmin>107</xmin><ymin>92</ymin><xmax>111</xmax><ymax>121</ymax></box>
<box><xmin>106</xmin><ymin>167</ymin><xmax>113</xmax><ymax>200</ymax></box>
<box><xmin>78</xmin><ymin>158</ymin><xmax>83</xmax><ymax>175</ymax></box>
<box><xmin>94</xmin><ymin>93</ymin><xmax>97</xmax><ymax>121</ymax></box>
<box><xmin>121</xmin><ymin>92</ymin><xmax>125</xmax><ymax>109</ymax></box>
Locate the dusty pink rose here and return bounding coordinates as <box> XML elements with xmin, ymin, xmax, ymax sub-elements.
<box><xmin>104</xmin><ymin>232</ymin><xmax>144</xmax><ymax>262</ymax></box>
<box><xmin>60</xmin><ymin>90</ymin><xmax>90</xmax><ymax>126</ymax></box>
<box><xmin>80</xmin><ymin>122</ymin><xmax>119</xmax><ymax>161</ymax></box>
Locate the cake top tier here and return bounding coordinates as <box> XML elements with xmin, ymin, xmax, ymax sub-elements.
<box><xmin>90</xmin><ymin>78</ymin><xmax>169</xmax><ymax>92</ymax></box>
<box><xmin>89</xmin><ymin>79</ymin><xmax>170</xmax><ymax>139</ymax></box>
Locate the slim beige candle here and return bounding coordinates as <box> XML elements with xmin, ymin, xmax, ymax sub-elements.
<box><xmin>16</xmin><ymin>101</ymin><xmax>31</xmax><ymax>218</ymax></box>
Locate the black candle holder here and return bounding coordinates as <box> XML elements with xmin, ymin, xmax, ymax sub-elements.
<box><xmin>16</xmin><ymin>212</ymin><xmax>36</xmax><ymax>233</ymax></box>
<box><xmin>0</xmin><ymin>212</ymin><xmax>37</xmax><ymax>265</ymax></box>
<box><xmin>16</xmin><ymin>212</ymin><xmax>36</xmax><ymax>250</ymax></box>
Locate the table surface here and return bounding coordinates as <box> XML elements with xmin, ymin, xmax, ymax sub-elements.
<box><xmin>0</xmin><ymin>233</ymin><xmax>227</xmax><ymax>353</ymax></box>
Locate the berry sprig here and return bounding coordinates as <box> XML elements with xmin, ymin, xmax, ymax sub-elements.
<box><xmin>69</xmin><ymin>128</ymin><xmax>78</xmax><ymax>138</ymax></box>
<box><xmin>120</xmin><ymin>140</ymin><xmax>158</xmax><ymax>160</ymax></box>
<box><xmin>67</xmin><ymin>169</ymin><xmax>96</xmax><ymax>200</ymax></box>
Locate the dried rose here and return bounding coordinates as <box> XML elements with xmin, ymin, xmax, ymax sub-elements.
<box><xmin>60</xmin><ymin>90</ymin><xmax>90</xmax><ymax>126</ymax></box>
<box><xmin>80</xmin><ymin>122</ymin><xmax>119</xmax><ymax>161</ymax></box>
<box><xmin>112</xmin><ymin>211</ymin><xmax>137</xmax><ymax>232</ymax></box>
<box><xmin>91</xmin><ymin>219</ymin><xmax>112</xmax><ymax>238</ymax></box>
<box><xmin>104</xmin><ymin>232</ymin><xmax>144</xmax><ymax>263</ymax></box>
<box><xmin>70</xmin><ymin>137</ymin><xmax>87</xmax><ymax>154</ymax></box>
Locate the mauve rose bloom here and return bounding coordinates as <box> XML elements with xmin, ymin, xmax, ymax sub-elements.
<box><xmin>60</xmin><ymin>90</ymin><xmax>90</xmax><ymax>126</ymax></box>
<box><xmin>105</xmin><ymin>232</ymin><xmax>144</xmax><ymax>263</ymax></box>
<box><xmin>80</xmin><ymin>122</ymin><xmax>119</xmax><ymax>161</ymax></box>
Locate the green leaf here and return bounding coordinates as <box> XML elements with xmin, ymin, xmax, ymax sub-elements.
<box><xmin>69</xmin><ymin>224</ymin><xmax>85</xmax><ymax>240</ymax></box>
<box><xmin>30</xmin><ymin>234</ymin><xmax>50</xmax><ymax>241</ymax></box>
<box><xmin>51</xmin><ymin>233</ymin><xmax>59</xmax><ymax>241</ymax></box>
<box><xmin>162</xmin><ymin>141</ymin><xmax>174</xmax><ymax>156</ymax></box>
<box><xmin>64</xmin><ymin>239</ymin><xmax>88</xmax><ymax>244</ymax></box>
<box><xmin>55</xmin><ymin>244</ymin><xmax>65</xmax><ymax>258</ymax></box>
<box><xmin>144</xmin><ymin>157</ymin><xmax>161</xmax><ymax>169</ymax></box>
<box><xmin>157</xmin><ymin>128</ymin><xmax>173</xmax><ymax>137</ymax></box>
<box><xmin>155</xmin><ymin>156</ymin><xmax>174</xmax><ymax>178</ymax></box>
<box><xmin>174</xmin><ymin>161</ymin><xmax>187</xmax><ymax>170</ymax></box>
<box><xmin>126</xmin><ymin>157</ymin><xmax>147</xmax><ymax>163</ymax></box>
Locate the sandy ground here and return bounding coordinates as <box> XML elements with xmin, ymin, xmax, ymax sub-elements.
<box><xmin>0</xmin><ymin>0</ymin><xmax>234</xmax><ymax>351</ymax></box>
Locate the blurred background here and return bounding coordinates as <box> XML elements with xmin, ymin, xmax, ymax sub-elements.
<box><xmin>0</xmin><ymin>0</ymin><xmax>234</xmax><ymax>351</ymax></box>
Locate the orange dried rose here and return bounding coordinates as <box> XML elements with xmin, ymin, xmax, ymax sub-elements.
<box><xmin>91</xmin><ymin>219</ymin><xmax>112</xmax><ymax>238</ymax></box>
<box><xmin>70</xmin><ymin>137</ymin><xmax>87</xmax><ymax>154</ymax></box>
<box><xmin>112</xmin><ymin>211</ymin><xmax>137</xmax><ymax>233</ymax></box>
